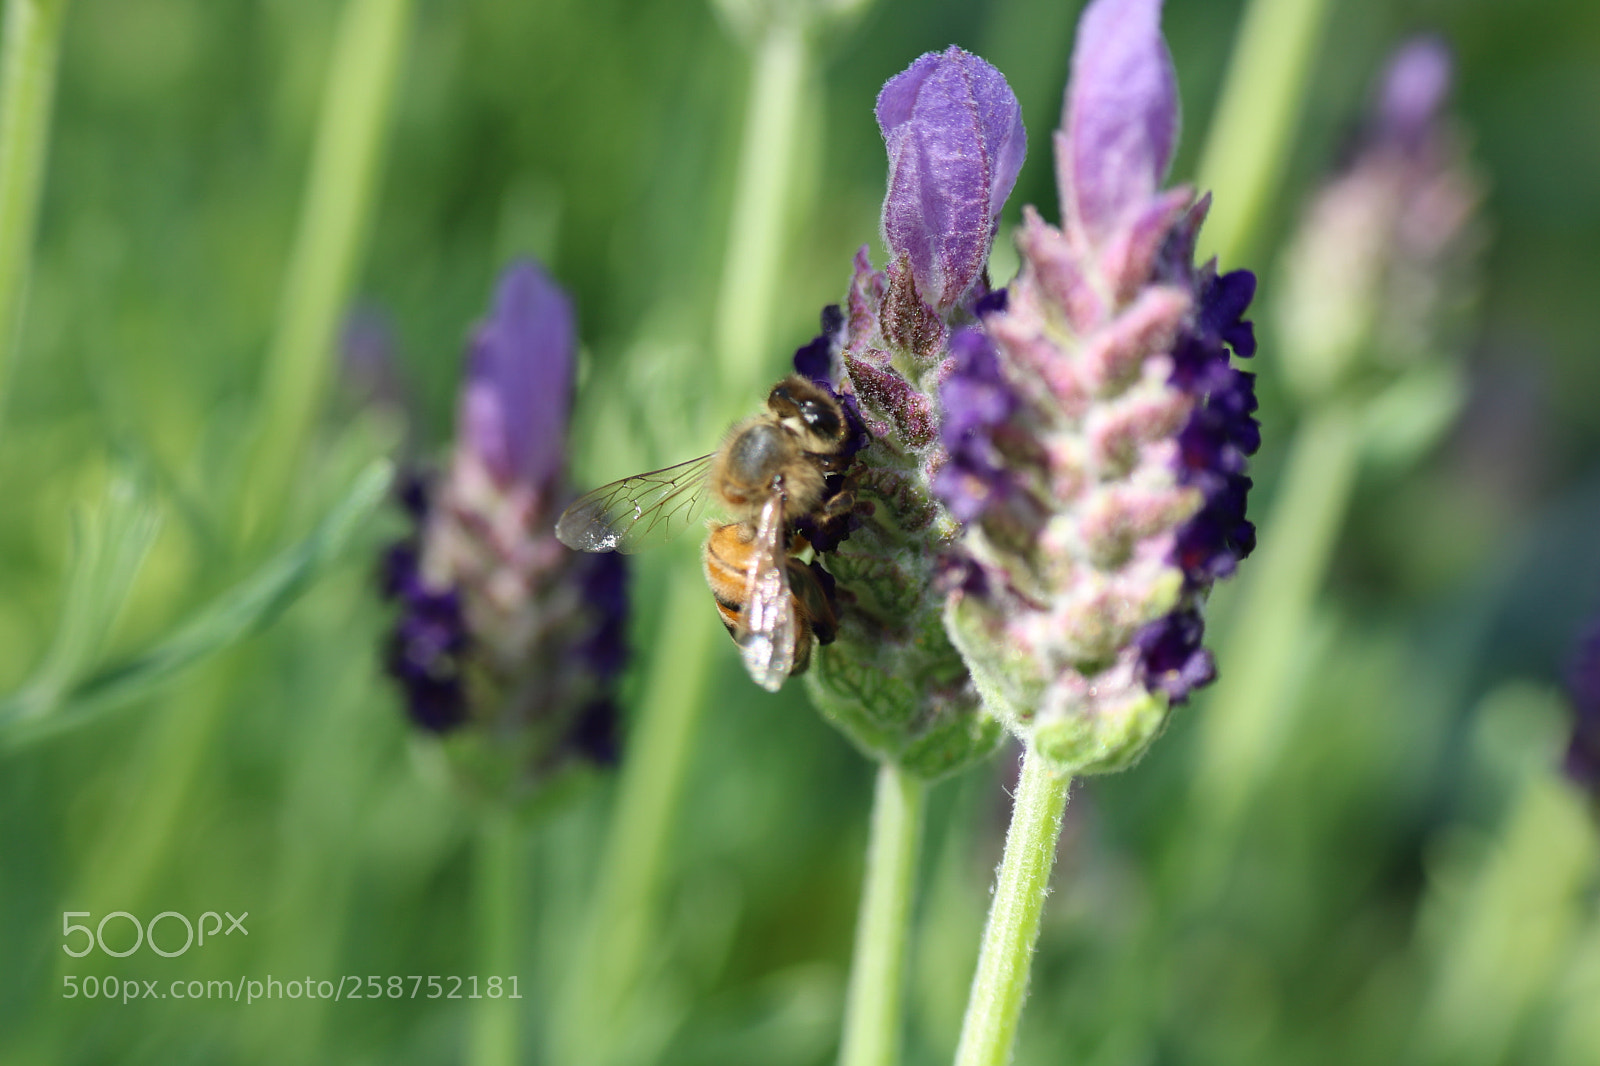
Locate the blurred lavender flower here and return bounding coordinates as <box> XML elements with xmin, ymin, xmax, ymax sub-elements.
<box><xmin>798</xmin><ymin>45</ymin><xmax>1022</xmax><ymax>777</ymax></box>
<box><xmin>937</xmin><ymin>0</ymin><xmax>1259</xmax><ymax>774</ymax></box>
<box><xmin>382</xmin><ymin>261</ymin><xmax>627</xmax><ymax>797</ymax></box>
<box><xmin>340</xmin><ymin>308</ymin><xmax>409</xmax><ymax>417</ymax></box>
<box><xmin>1565</xmin><ymin>619</ymin><xmax>1600</xmax><ymax>794</ymax></box>
<box><xmin>1275</xmin><ymin>36</ymin><xmax>1482</xmax><ymax>410</ymax></box>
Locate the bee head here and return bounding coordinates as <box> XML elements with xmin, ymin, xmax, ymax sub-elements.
<box><xmin>769</xmin><ymin>376</ymin><xmax>846</xmax><ymax>450</ymax></box>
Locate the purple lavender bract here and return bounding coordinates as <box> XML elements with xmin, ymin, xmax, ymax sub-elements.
<box><xmin>878</xmin><ymin>46</ymin><xmax>1026</xmax><ymax>315</ymax></box>
<box><xmin>380</xmin><ymin>261</ymin><xmax>627</xmax><ymax>795</ymax></box>
<box><xmin>936</xmin><ymin>0</ymin><xmax>1259</xmax><ymax>774</ymax></box>
<box><xmin>1060</xmin><ymin>0</ymin><xmax>1179</xmax><ymax>249</ymax></box>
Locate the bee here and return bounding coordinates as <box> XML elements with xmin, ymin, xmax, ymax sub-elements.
<box><xmin>555</xmin><ymin>376</ymin><xmax>856</xmax><ymax>692</ymax></box>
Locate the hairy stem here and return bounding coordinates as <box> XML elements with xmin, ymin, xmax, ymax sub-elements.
<box><xmin>0</xmin><ymin>0</ymin><xmax>68</xmax><ymax>431</ymax></box>
<box><xmin>839</xmin><ymin>761</ymin><xmax>927</xmax><ymax>1066</ymax></box>
<box><xmin>953</xmin><ymin>747</ymin><xmax>1071</xmax><ymax>1066</ymax></box>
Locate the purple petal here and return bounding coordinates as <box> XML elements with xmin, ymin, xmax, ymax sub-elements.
<box><xmin>460</xmin><ymin>260</ymin><xmax>576</xmax><ymax>490</ymax></box>
<box><xmin>878</xmin><ymin>46</ymin><xmax>1027</xmax><ymax>312</ymax></box>
<box><xmin>1059</xmin><ymin>0</ymin><xmax>1180</xmax><ymax>247</ymax></box>
<box><xmin>1378</xmin><ymin>36</ymin><xmax>1452</xmax><ymax>144</ymax></box>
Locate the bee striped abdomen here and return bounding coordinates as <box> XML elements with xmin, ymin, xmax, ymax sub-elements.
<box><xmin>702</xmin><ymin>521</ymin><xmax>814</xmax><ymax>674</ymax></box>
<box><xmin>704</xmin><ymin>524</ymin><xmax>751</xmax><ymax>637</ymax></box>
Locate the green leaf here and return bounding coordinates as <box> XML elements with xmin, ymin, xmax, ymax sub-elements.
<box><xmin>2</xmin><ymin>471</ymin><xmax>163</xmax><ymax>723</ymax></box>
<box><xmin>0</xmin><ymin>458</ymin><xmax>394</xmax><ymax>748</ymax></box>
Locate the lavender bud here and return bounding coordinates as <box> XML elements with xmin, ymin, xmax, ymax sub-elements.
<box><xmin>1565</xmin><ymin>619</ymin><xmax>1600</xmax><ymax>795</ymax></box>
<box><xmin>798</xmin><ymin>49</ymin><xmax>1027</xmax><ymax>778</ymax></box>
<box><xmin>936</xmin><ymin>0</ymin><xmax>1259</xmax><ymax>776</ymax></box>
<box><xmin>381</xmin><ymin>261</ymin><xmax>628</xmax><ymax>799</ymax></box>
<box><xmin>878</xmin><ymin>47</ymin><xmax>1026</xmax><ymax>314</ymax></box>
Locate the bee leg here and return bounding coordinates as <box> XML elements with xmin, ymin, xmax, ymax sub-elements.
<box><xmin>819</xmin><ymin>488</ymin><xmax>856</xmax><ymax>519</ymax></box>
<box><xmin>789</xmin><ymin>559</ymin><xmax>839</xmax><ymax>646</ymax></box>
<box><xmin>789</xmin><ymin>616</ymin><xmax>815</xmax><ymax>676</ymax></box>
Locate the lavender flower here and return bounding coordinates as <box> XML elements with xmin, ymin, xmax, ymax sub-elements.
<box><xmin>798</xmin><ymin>46</ymin><xmax>1023</xmax><ymax>777</ymax></box>
<box><xmin>382</xmin><ymin>262</ymin><xmax>627</xmax><ymax>795</ymax></box>
<box><xmin>1275</xmin><ymin>36</ymin><xmax>1481</xmax><ymax>407</ymax></box>
<box><xmin>936</xmin><ymin>0</ymin><xmax>1259</xmax><ymax>775</ymax></box>
<box><xmin>1565</xmin><ymin>619</ymin><xmax>1600</xmax><ymax>793</ymax></box>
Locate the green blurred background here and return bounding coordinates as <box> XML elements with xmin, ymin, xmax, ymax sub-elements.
<box><xmin>2</xmin><ymin>0</ymin><xmax>1598</xmax><ymax>1063</ymax></box>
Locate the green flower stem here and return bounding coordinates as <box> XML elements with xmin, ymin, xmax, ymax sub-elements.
<box><xmin>838</xmin><ymin>761</ymin><xmax>927</xmax><ymax>1066</ymax></box>
<box><xmin>1194</xmin><ymin>0</ymin><xmax>1334</xmax><ymax>266</ymax></box>
<box><xmin>1189</xmin><ymin>401</ymin><xmax>1362</xmax><ymax>855</ymax></box>
<box><xmin>549</xmin><ymin>566</ymin><xmax>720</xmax><ymax>1065</ymax></box>
<box><xmin>0</xmin><ymin>0</ymin><xmax>68</xmax><ymax>430</ymax></box>
<box><xmin>713</xmin><ymin>15</ymin><xmax>807</xmax><ymax>402</ymax></box>
<box><xmin>236</xmin><ymin>0</ymin><xmax>411</xmax><ymax>544</ymax></box>
<box><xmin>953</xmin><ymin>747</ymin><xmax>1071</xmax><ymax>1066</ymax></box>
<box><xmin>471</xmin><ymin>811</ymin><xmax>522</xmax><ymax>1066</ymax></box>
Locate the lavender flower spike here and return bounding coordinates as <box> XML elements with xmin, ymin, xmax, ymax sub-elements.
<box><xmin>1275</xmin><ymin>36</ymin><xmax>1481</xmax><ymax>405</ymax></box>
<box><xmin>937</xmin><ymin>0</ymin><xmax>1259</xmax><ymax>775</ymax></box>
<box><xmin>798</xmin><ymin>49</ymin><xmax>1027</xmax><ymax>778</ymax></box>
<box><xmin>879</xmin><ymin>47</ymin><xmax>1026</xmax><ymax>314</ymax></box>
<box><xmin>382</xmin><ymin>261</ymin><xmax>627</xmax><ymax>799</ymax></box>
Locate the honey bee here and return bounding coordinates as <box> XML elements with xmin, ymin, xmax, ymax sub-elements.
<box><xmin>555</xmin><ymin>376</ymin><xmax>856</xmax><ymax>692</ymax></box>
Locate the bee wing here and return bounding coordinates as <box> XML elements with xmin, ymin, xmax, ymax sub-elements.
<box><xmin>736</xmin><ymin>493</ymin><xmax>798</xmax><ymax>692</ymax></box>
<box><xmin>556</xmin><ymin>453</ymin><xmax>715</xmax><ymax>554</ymax></box>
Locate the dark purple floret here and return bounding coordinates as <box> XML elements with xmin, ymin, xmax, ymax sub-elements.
<box><xmin>395</xmin><ymin>469</ymin><xmax>429</xmax><ymax>522</ymax></box>
<box><xmin>380</xmin><ymin>537</ymin><xmax>470</xmax><ymax>732</ymax></box>
<box><xmin>1565</xmin><ymin>619</ymin><xmax>1600</xmax><ymax>790</ymax></box>
<box><xmin>934</xmin><ymin>327</ymin><xmax>1019</xmax><ymax>524</ymax></box>
<box><xmin>569</xmin><ymin>699</ymin><xmax>621</xmax><ymax>766</ymax></box>
<box><xmin>794</xmin><ymin>304</ymin><xmax>845</xmax><ymax>384</ymax></box>
<box><xmin>1134</xmin><ymin>608</ymin><xmax>1216</xmax><ymax>702</ymax></box>
<box><xmin>576</xmin><ymin>551</ymin><xmax>630</xmax><ymax>682</ymax></box>
<box><xmin>1169</xmin><ymin>269</ymin><xmax>1260</xmax><ymax>578</ymax></box>
<box><xmin>1136</xmin><ymin>267</ymin><xmax>1259</xmax><ymax>702</ymax></box>
<box><xmin>974</xmin><ymin>287</ymin><xmax>1009</xmax><ymax>317</ymax></box>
